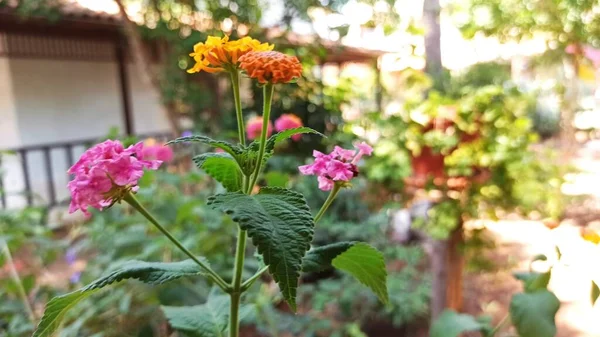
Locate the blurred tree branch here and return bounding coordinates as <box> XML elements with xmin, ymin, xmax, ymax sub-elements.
<box><xmin>114</xmin><ymin>0</ymin><xmax>182</xmax><ymax>136</ymax></box>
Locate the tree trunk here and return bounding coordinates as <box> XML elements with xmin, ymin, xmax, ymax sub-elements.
<box><xmin>562</xmin><ymin>56</ymin><xmax>579</xmax><ymax>153</ymax></box>
<box><xmin>429</xmin><ymin>239</ymin><xmax>448</xmax><ymax>320</ymax></box>
<box><xmin>423</xmin><ymin>0</ymin><xmax>442</xmax><ymax>80</ymax></box>
<box><xmin>114</xmin><ymin>0</ymin><xmax>181</xmax><ymax>136</ymax></box>
<box><xmin>446</xmin><ymin>222</ymin><xmax>464</xmax><ymax>311</ymax></box>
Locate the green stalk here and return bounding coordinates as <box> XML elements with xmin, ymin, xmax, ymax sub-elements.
<box><xmin>490</xmin><ymin>314</ymin><xmax>511</xmax><ymax>336</ymax></box>
<box><xmin>230</xmin><ymin>70</ymin><xmax>246</xmax><ymax>147</ymax></box>
<box><xmin>247</xmin><ymin>84</ymin><xmax>275</xmax><ymax>193</ymax></box>
<box><xmin>123</xmin><ymin>192</ymin><xmax>229</xmax><ymax>291</ymax></box>
<box><xmin>229</xmin><ymin>227</ymin><xmax>247</xmax><ymax>337</ymax></box>
<box><xmin>313</xmin><ymin>184</ymin><xmax>342</xmax><ymax>223</ymax></box>
<box><xmin>241</xmin><ymin>265</ymin><xmax>268</xmax><ymax>291</ymax></box>
<box><xmin>0</xmin><ymin>238</ymin><xmax>36</xmax><ymax>323</ymax></box>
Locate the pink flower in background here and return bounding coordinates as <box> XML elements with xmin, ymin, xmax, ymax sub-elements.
<box><xmin>68</xmin><ymin>140</ymin><xmax>161</xmax><ymax>216</ymax></box>
<box><xmin>275</xmin><ymin>114</ymin><xmax>304</xmax><ymax>140</ymax></box>
<box><xmin>141</xmin><ymin>144</ymin><xmax>174</xmax><ymax>162</ymax></box>
<box><xmin>583</xmin><ymin>46</ymin><xmax>600</xmax><ymax>68</ymax></box>
<box><xmin>299</xmin><ymin>142</ymin><xmax>373</xmax><ymax>191</ymax></box>
<box><xmin>247</xmin><ymin>116</ymin><xmax>273</xmax><ymax>140</ymax></box>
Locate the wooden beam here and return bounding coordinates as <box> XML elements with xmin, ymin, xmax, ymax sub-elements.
<box><xmin>115</xmin><ymin>39</ymin><xmax>134</xmax><ymax>135</ymax></box>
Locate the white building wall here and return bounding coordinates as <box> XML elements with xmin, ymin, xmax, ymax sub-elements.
<box><xmin>3</xmin><ymin>59</ymin><xmax>169</xmax><ymax>207</ymax></box>
<box><xmin>127</xmin><ymin>64</ymin><xmax>170</xmax><ymax>135</ymax></box>
<box><xmin>0</xmin><ymin>56</ymin><xmax>25</xmax><ymax>208</ymax></box>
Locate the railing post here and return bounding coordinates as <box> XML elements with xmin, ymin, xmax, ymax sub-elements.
<box><xmin>42</xmin><ymin>147</ymin><xmax>56</xmax><ymax>206</ymax></box>
<box><xmin>18</xmin><ymin>150</ymin><xmax>32</xmax><ymax>207</ymax></box>
<box><xmin>0</xmin><ymin>154</ymin><xmax>5</xmax><ymax>209</ymax></box>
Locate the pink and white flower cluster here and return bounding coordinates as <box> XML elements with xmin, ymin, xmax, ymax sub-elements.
<box><xmin>68</xmin><ymin>140</ymin><xmax>162</xmax><ymax>216</ymax></box>
<box><xmin>299</xmin><ymin>142</ymin><xmax>373</xmax><ymax>191</ymax></box>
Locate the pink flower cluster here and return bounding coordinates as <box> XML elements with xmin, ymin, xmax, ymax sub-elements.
<box><xmin>247</xmin><ymin>113</ymin><xmax>304</xmax><ymax>140</ymax></box>
<box><xmin>299</xmin><ymin>142</ymin><xmax>373</xmax><ymax>191</ymax></box>
<box><xmin>141</xmin><ymin>144</ymin><xmax>174</xmax><ymax>162</ymax></box>
<box><xmin>247</xmin><ymin>116</ymin><xmax>273</xmax><ymax>140</ymax></box>
<box><xmin>275</xmin><ymin>114</ymin><xmax>303</xmax><ymax>140</ymax></box>
<box><xmin>68</xmin><ymin>140</ymin><xmax>162</xmax><ymax>216</ymax></box>
<box><xmin>566</xmin><ymin>44</ymin><xmax>600</xmax><ymax>68</ymax></box>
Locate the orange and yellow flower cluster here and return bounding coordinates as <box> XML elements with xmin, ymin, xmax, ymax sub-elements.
<box><xmin>188</xmin><ymin>35</ymin><xmax>303</xmax><ymax>84</ymax></box>
<box><xmin>187</xmin><ymin>36</ymin><xmax>273</xmax><ymax>74</ymax></box>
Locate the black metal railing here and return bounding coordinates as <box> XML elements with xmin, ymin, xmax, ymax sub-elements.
<box><xmin>0</xmin><ymin>132</ymin><xmax>172</xmax><ymax>209</ymax></box>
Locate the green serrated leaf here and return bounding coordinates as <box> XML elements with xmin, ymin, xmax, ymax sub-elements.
<box><xmin>510</xmin><ymin>290</ymin><xmax>560</xmax><ymax>337</ymax></box>
<box><xmin>162</xmin><ymin>291</ymin><xmax>229</xmax><ymax>337</ymax></box>
<box><xmin>193</xmin><ymin>153</ymin><xmax>242</xmax><ymax>191</ymax></box>
<box><xmin>591</xmin><ymin>281</ymin><xmax>599</xmax><ymax>306</ymax></box>
<box><xmin>167</xmin><ymin>135</ymin><xmax>243</xmax><ymax>158</ymax></box>
<box><xmin>264</xmin><ymin>127</ymin><xmax>324</xmax><ymax>153</ymax></box>
<box><xmin>207</xmin><ymin>187</ymin><xmax>314</xmax><ymax>311</ymax></box>
<box><xmin>430</xmin><ymin>310</ymin><xmax>487</xmax><ymax>337</ymax></box>
<box><xmin>33</xmin><ymin>260</ymin><xmax>205</xmax><ymax>337</ymax></box>
<box><xmin>332</xmin><ymin>243</ymin><xmax>389</xmax><ymax>304</ymax></box>
<box><xmin>302</xmin><ymin>241</ymin><xmax>356</xmax><ymax>273</ymax></box>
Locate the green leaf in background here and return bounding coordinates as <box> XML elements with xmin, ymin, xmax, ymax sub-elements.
<box><xmin>162</xmin><ymin>291</ymin><xmax>229</xmax><ymax>337</ymax></box>
<box><xmin>167</xmin><ymin>135</ymin><xmax>243</xmax><ymax>158</ymax></box>
<box><xmin>264</xmin><ymin>171</ymin><xmax>289</xmax><ymax>188</ymax></box>
<box><xmin>514</xmin><ymin>271</ymin><xmax>551</xmax><ymax>292</ymax></box>
<box><xmin>331</xmin><ymin>243</ymin><xmax>389</xmax><ymax>305</ymax></box>
<box><xmin>207</xmin><ymin>187</ymin><xmax>314</xmax><ymax>311</ymax></box>
<box><xmin>430</xmin><ymin>310</ymin><xmax>489</xmax><ymax>337</ymax></box>
<box><xmin>591</xmin><ymin>281</ymin><xmax>599</xmax><ymax>306</ymax></box>
<box><xmin>33</xmin><ymin>260</ymin><xmax>206</xmax><ymax>337</ymax></box>
<box><xmin>193</xmin><ymin>153</ymin><xmax>242</xmax><ymax>191</ymax></box>
<box><xmin>510</xmin><ymin>290</ymin><xmax>560</xmax><ymax>337</ymax></box>
<box><xmin>302</xmin><ymin>241</ymin><xmax>356</xmax><ymax>273</ymax></box>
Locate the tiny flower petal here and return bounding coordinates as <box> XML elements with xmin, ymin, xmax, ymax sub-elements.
<box><xmin>318</xmin><ymin>176</ymin><xmax>334</xmax><ymax>191</ymax></box>
<box><xmin>327</xmin><ymin>159</ymin><xmax>354</xmax><ymax>181</ymax></box>
<box><xmin>355</xmin><ymin>142</ymin><xmax>373</xmax><ymax>156</ymax></box>
<box><xmin>333</xmin><ymin>146</ymin><xmax>355</xmax><ymax>161</ymax></box>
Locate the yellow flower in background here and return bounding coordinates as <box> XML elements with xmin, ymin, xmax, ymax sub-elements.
<box><xmin>581</xmin><ymin>227</ymin><xmax>600</xmax><ymax>244</ymax></box>
<box><xmin>187</xmin><ymin>35</ymin><xmax>273</xmax><ymax>74</ymax></box>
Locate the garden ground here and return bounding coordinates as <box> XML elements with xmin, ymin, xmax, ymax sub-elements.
<box><xmin>466</xmin><ymin>139</ymin><xmax>600</xmax><ymax>337</ymax></box>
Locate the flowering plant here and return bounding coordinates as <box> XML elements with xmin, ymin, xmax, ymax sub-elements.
<box><xmin>33</xmin><ymin>36</ymin><xmax>388</xmax><ymax>337</ymax></box>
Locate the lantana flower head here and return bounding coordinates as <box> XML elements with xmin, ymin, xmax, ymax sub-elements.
<box><xmin>187</xmin><ymin>35</ymin><xmax>273</xmax><ymax>74</ymax></box>
<box><xmin>141</xmin><ymin>144</ymin><xmax>174</xmax><ymax>162</ymax></box>
<box><xmin>68</xmin><ymin>140</ymin><xmax>161</xmax><ymax>216</ymax></box>
<box><xmin>246</xmin><ymin>116</ymin><xmax>273</xmax><ymax>140</ymax></box>
<box><xmin>238</xmin><ymin>51</ymin><xmax>303</xmax><ymax>84</ymax></box>
<box><xmin>275</xmin><ymin>114</ymin><xmax>304</xmax><ymax>140</ymax></box>
<box><xmin>299</xmin><ymin>142</ymin><xmax>373</xmax><ymax>191</ymax></box>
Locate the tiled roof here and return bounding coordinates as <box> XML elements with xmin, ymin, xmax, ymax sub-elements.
<box><xmin>0</xmin><ymin>0</ymin><xmax>120</xmax><ymax>25</ymax></box>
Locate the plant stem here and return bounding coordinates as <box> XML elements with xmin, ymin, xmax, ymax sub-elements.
<box><xmin>490</xmin><ymin>314</ymin><xmax>511</xmax><ymax>336</ymax></box>
<box><xmin>230</xmin><ymin>70</ymin><xmax>246</xmax><ymax>147</ymax></box>
<box><xmin>241</xmin><ymin>265</ymin><xmax>268</xmax><ymax>291</ymax></box>
<box><xmin>247</xmin><ymin>84</ymin><xmax>275</xmax><ymax>193</ymax></box>
<box><xmin>229</xmin><ymin>227</ymin><xmax>247</xmax><ymax>337</ymax></box>
<box><xmin>123</xmin><ymin>192</ymin><xmax>229</xmax><ymax>291</ymax></box>
<box><xmin>0</xmin><ymin>238</ymin><xmax>36</xmax><ymax>322</ymax></box>
<box><xmin>313</xmin><ymin>184</ymin><xmax>342</xmax><ymax>223</ymax></box>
